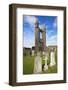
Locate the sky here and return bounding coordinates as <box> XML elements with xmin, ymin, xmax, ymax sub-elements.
<box><xmin>23</xmin><ymin>15</ymin><xmax>57</xmax><ymax>48</ymax></box>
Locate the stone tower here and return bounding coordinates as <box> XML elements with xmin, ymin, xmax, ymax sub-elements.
<box><xmin>35</xmin><ymin>18</ymin><xmax>46</xmax><ymax>54</ymax></box>
<box><xmin>35</xmin><ymin>18</ymin><xmax>39</xmax><ymax>53</ymax></box>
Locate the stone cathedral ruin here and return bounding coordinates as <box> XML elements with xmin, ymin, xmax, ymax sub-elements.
<box><xmin>33</xmin><ymin>18</ymin><xmax>56</xmax><ymax>74</ymax></box>
<box><xmin>23</xmin><ymin>17</ymin><xmax>57</xmax><ymax>74</ymax></box>
<box><xmin>35</xmin><ymin>18</ymin><xmax>46</xmax><ymax>54</ymax></box>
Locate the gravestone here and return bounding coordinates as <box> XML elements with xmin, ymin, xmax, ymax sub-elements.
<box><xmin>50</xmin><ymin>50</ymin><xmax>56</xmax><ymax>66</ymax></box>
<box><xmin>32</xmin><ymin>50</ymin><xmax>34</xmax><ymax>56</ymax></box>
<box><xmin>33</xmin><ymin>52</ymin><xmax>42</xmax><ymax>74</ymax></box>
<box><xmin>42</xmin><ymin>51</ymin><xmax>45</xmax><ymax>55</ymax></box>
<box><xmin>43</xmin><ymin>53</ymin><xmax>48</xmax><ymax>71</ymax></box>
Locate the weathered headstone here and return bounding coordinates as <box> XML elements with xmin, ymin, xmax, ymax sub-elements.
<box><xmin>33</xmin><ymin>52</ymin><xmax>42</xmax><ymax>74</ymax></box>
<box><xmin>32</xmin><ymin>50</ymin><xmax>34</xmax><ymax>56</ymax></box>
<box><xmin>50</xmin><ymin>50</ymin><xmax>56</xmax><ymax>66</ymax></box>
<box><xmin>43</xmin><ymin>53</ymin><xmax>48</xmax><ymax>71</ymax></box>
<box><xmin>42</xmin><ymin>51</ymin><xmax>45</xmax><ymax>55</ymax></box>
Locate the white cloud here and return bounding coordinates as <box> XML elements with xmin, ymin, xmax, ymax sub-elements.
<box><xmin>24</xmin><ymin>34</ymin><xmax>57</xmax><ymax>47</ymax></box>
<box><xmin>24</xmin><ymin>15</ymin><xmax>37</xmax><ymax>27</ymax></box>
<box><xmin>39</xmin><ymin>24</ymin><xmax>46</xmax><ymax>30</ymax></box>
<box><xmin>24</xmin><ymin>40</ymin><xmax>35</xmax><ymax>48</ymax></box>
<box><xmin>24</xmin><ymin>35</ymin><xmax>35</xmax><ymax>48</ymax></box>
<box><xmin>24</xmin><ymin>16</ymin><xmax>57</xmax><ymax>47</ymax></box>
<box><xmin>46</xmin><ymin>18</ymin><xmax>57</xmax><ymax>46</ymax></box>
<box><xmin>46</xmin><ymin>35</ymin><xmax>57</xmax><ymax>46</ymax></box>
<box><xmin>53</xmin><ymin>18</ymin><xmax>57</xmax><ymax>28</ymax></box>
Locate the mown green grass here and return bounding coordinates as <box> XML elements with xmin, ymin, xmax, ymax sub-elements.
<box><xmin>23</xmin><ymin>55</ymin><xmax>34</xmax><ymax>74</ymax></box>
<box><xmin>23</xmin><ymin>51</ymin><xmax>57</xmax><ymax>75</ymax></box>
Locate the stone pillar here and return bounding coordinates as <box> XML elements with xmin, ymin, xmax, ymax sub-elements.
<box><xmin>42</xmin><ymin>28</ymin><xmax>46</xmax><ymax>52</ymax></box>
<box><xmin>33</xmin><ymin>52</ymin><xmax>42</xmax><ymax>74</ymax></box>
<box><xmin>35</xmin><ymin>18</ymin><xmax>39</xmax><ymax>54</ymax></box>
<box><xmin>50</xmin><ymin>50</ymin><xmax>56</xmax><ymax>66</ymax></box>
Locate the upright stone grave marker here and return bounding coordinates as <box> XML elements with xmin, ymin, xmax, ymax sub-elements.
<box><xmin>33</xmin><ymin>52</ymin><xmax>42</xmax><ymax>74</ymax></box>
<box><xmin>50</xmin><ymin>48</ymin><xmax>56</xmax><ymax>66</ymax></box>
<box><xmin>43</xmin><ymin>52</ymin><xmax>48</xmax><ymax>71</ymax></box>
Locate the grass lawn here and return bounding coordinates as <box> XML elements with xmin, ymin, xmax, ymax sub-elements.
<box><xmin>23</xmin><ymin>52</ymin><xmax>57</xmax><ymax>75</ymax></box>
<box><xmin>23</xmin><ymin>55</ymin><xmax>34</xmax><ymax>74</ymax></box>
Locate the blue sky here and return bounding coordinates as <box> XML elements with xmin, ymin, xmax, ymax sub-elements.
<box><xmin>23</xmin><ymin>15</ymin><xmax>57</xmax><ymax>48</ymax></box>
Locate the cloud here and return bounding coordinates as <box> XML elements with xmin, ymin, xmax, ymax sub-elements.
<box><xmin>24</xmin><ymin>15</ymin><xmax>37</xmax><ymax>28</ymax></box>
<box><xmin>24</xmin><ymin>34</ymin><xmax>57</xmax><ymax>47</ymax></box>
<box><xmin>53</xmin><ymin>18</ymin><xmax>57</xmax><ymax>28</ymax></box>
<box><xmin>24</xmin><ymin>39</ymin><xmax>35</xmax><ymax>48</ymax></box>
<box><xmin>46</xmin><ymin>35</ymin><xmax>57</xmax><ymax>46</ymax></box>
<box><xmin>23</xmin><ymin>15</ymin><xmax>36</xmax><ymax>48</ymax></box>
<box><xmin>39</xmin><ymin>24</ymin><xmax>46</xmax><ymax>30</ymax></box>
<box><xmin>23</xmin><ymin>16</ymin><xmax>57</xmax><ymax>47</ymax></box>
<box><xmin>24</xmin><ymin>34</ymin><xmax>35</xmax><ymax>48</ymax></box>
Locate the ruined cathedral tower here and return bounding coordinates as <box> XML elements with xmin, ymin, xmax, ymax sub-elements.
<box><xmin>35</xmin><ymin>18</ymin><xmax>46</xmax><ymax>54</ymax></box>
